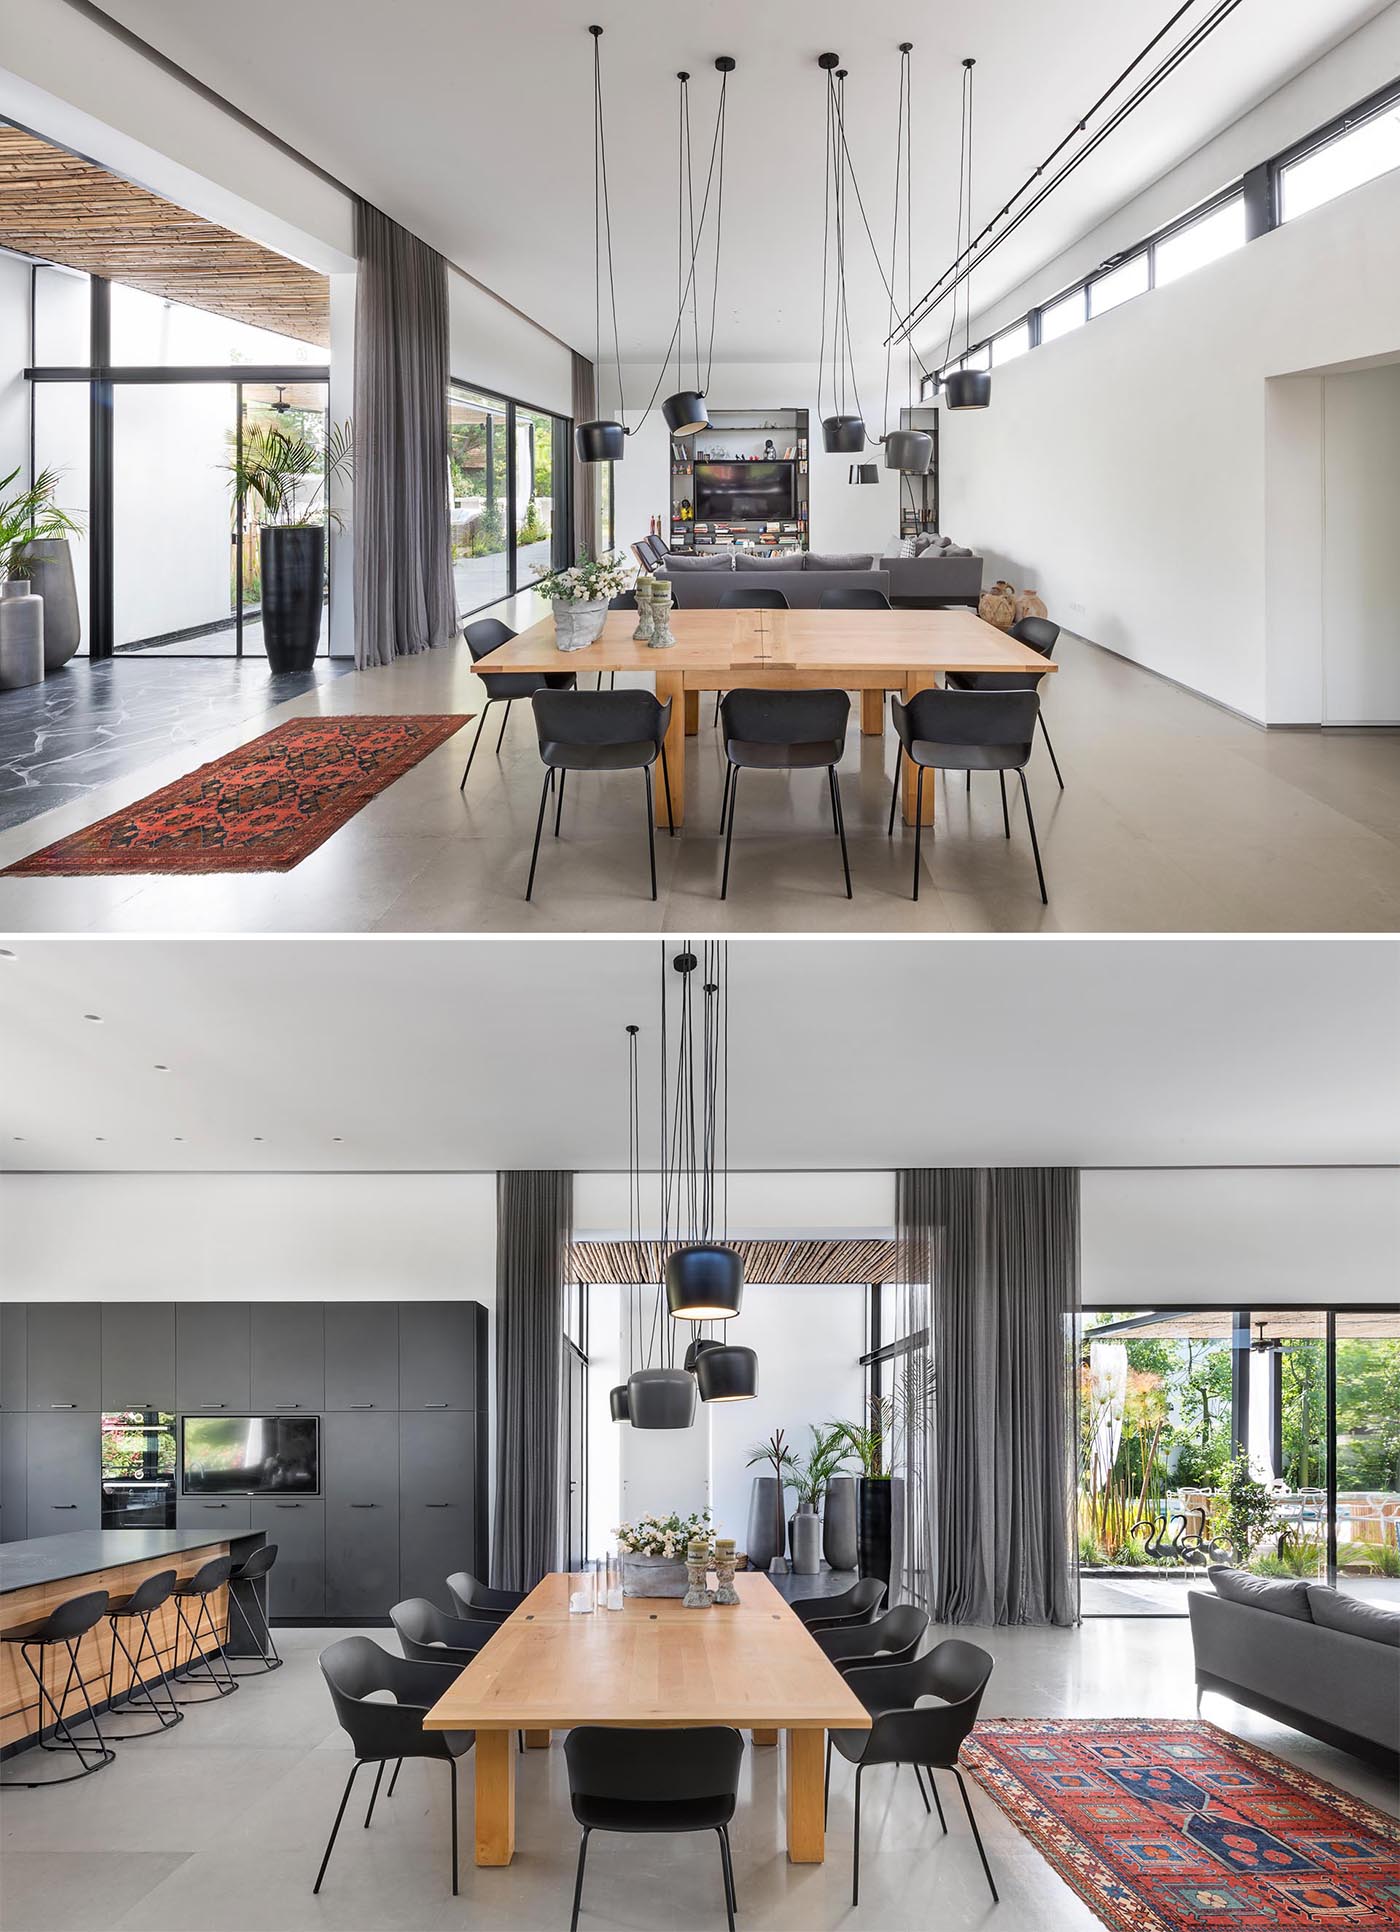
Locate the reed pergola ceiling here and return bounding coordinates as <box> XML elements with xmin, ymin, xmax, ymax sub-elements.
<box><xmin>1085</xmin><ymin>1309</ymin><xmax>1399</xmax><ymax>1342</ymax></box>
<box><xmin>568</xmin><ymin>1238</ymin><xmax>898</xmax><ymax>1287</ymax></box>
<box><xmin>0</xmin><ymin>124</ymin><xmax>328</xmax><ymax>348</ymax></box>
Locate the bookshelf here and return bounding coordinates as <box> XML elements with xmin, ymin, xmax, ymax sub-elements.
<box><xmin>667</xmin><ymin>407</ymin><xmax>810</xmax><ymax>555</ymax></box>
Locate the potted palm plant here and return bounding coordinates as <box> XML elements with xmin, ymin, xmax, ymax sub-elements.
<box><xmin>226</xmin><ymin>421</ymin><xmax>352</xmax><ymax>673</ymax></box>
<box><xmin>787</xmin><ymin>1425</ymin><xmax>851</xmax><ymax>1574</ymax></box>
<box><xmin>0</xmin><ymin>467</ymin><xmax>83</xmax><ymax>682</ymax></box>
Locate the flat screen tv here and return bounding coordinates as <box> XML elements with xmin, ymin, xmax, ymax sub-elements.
<box><xmin>182</xmin><ymin>1414</ymin><xmax>320</xmax><ymax>1495</ymax></box>
<box><xmin>694</xmin><ymin>460</ymin><xmax>796</xmax><ymax>522</ymax></box>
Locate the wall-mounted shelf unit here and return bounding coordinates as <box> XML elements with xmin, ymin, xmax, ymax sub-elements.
<box><xmin>669</xmin><ymin>407</ymin><xmax>810</xmax><ymax>555</ymax></box>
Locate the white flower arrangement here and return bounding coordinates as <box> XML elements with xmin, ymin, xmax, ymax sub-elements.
<box><xmin>532</xmin><ymin>549</ymin><xmax>635</xmax><ymax>605</ymax></box>
<box><xmin>612</xmin><ymin>1508</ymin><xmax>714</xmax><ymax>1559</ymax></box>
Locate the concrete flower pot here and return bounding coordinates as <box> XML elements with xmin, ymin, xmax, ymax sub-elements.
<box><xmin>552</xmin><ymin>596</ymin><xmax>610</xmax><ymax>651</ymax></box>
<box><xmin>0</xmin><ymin>581</ymin><xmax>44</xmax><ymax>690</ymax></box>
<box><xmin>17</xmin><ymin>538</ymin><xmax>80</xmax><ymax>672</ymax></box>
<box><xmin>823</xmin><ymin>1475</ymin><xmax>859</xmax><ymax>1572</ymax></box>
<box><xmin>621</xmin><ymin>1554</ymin><xmax>689</xmax><ymax>1598</ymax></box>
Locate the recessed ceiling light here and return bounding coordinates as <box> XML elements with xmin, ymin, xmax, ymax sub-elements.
<box><xmin>95</xmin><ymin>1136</ymin><xmax>106</xmax><ymax>1142</ymax></box>
<box><xmin>172</xmin><ymin>1136</ymin><xmax>184</xmax><ymax>1143</ymax></box>
<box><xmin>84</xmin><ymin>1013</ymin><xmax>103</xmax><ymax>1023</ymax></box>
<box><xmin>332</xmin><ymin>1136</ymin><xmax>343</xmax><ymax>1143</ymax></box>
<box><xmin>0</xmin><ymin>947</ymin><xmax>15</xmax><ymax>959</ymax></box>
<box><xmin>12</xmin><ymin>1135</ymin><xmax>23</xmax><ymax>1142</ymax></box>
<box><xmin>253</xmin><ymin>1136</ymin><xmax>264</xmax><ymax>1143</ymax></box>
<box><xmin>153</xmin><ymin>1063</ymin><xmax>170</xmax><ymax>1072</ymax></box>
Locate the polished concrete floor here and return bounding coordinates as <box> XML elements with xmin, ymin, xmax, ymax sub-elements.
<box><xmin>0</xmin><ymin>594</ymin><xmax>1396</xmax><ymax>931</ymax></box>
<box><xmin>0</xmin><ymin>1617</ymin><xmax>1392</xmax><ymax>1932</ymax></box>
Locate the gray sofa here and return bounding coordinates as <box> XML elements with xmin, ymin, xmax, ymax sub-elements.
<box><xmin>1189</xmin><ymin>1567</ymin><xmax>1399</xmax><ymax>1768</ymax></box>
<box><xmin>643</xmin><ymin>539</ymin><xmax>982</xmax><ymax>609</ymax></box>
<box><xmin>880</xmin><ymin>533</ymin><xmax>984</xmax><ymax>607</ymax></box>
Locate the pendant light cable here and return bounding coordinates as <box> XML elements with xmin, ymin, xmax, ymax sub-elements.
<box><xmin>590</xmin><ymin>26</ymin><xmax>626</xmax><ymax>421</ymax></box>
<box><xmin>941</xmin><ymin>61</ymin><xmax>971</xmax><ymax>375</ymax></box>
<box><xmin>827</xmin><ymin>64</ymin><xmax>931</xmax><ymax>381</ymax></box>
<box><xmin>881</xmin><ymin>44</ymin><xmax>909</xmax><ymax>441</ymax></box>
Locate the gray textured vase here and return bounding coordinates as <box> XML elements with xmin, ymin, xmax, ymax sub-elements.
<box><xmin>790</xmin><ymin>1510</ymin><xmax>821</xmax><ymax>1576</ymax></box>
<box><xmin>552</xmin><ymin>596</ymin><xmax>610</xmax><ymax>651</ymax></box>
<box><xmin>621</xmin><ymin>1554</ymin><xmax>689</xmax><ymax>1598</ymax></box>
<box><xmin>0</xmin><ymin>581</ymin><xmax>44</xmax><ymax>691</ymax></box>
<box><xmin>744</xmin><ymin>1476</ymin><xmax>785</xmax><ymax>1573</ymax></box>
<box><xmin>19</xmin><ymin>539</ymin><xmax>80</xmax><ymax>672</ymax></box>
<box><xmin>822</xmin><ymin>1475</ymin><xmax>859</xmax><ymax>1572</ymax></box>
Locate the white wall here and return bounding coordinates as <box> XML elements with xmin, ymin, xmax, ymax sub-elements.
<box><xmin>938</xmin><ymin>6</ymin><xmax>1400</xmax><ymax>723</ymax></box>
<box><xmin>1080</xmin><ymin>1168</ymin><xmax>1400</xmax><ymax>1306</ymax></box>
<box><xmin>449</xmin><ymin>273</ymin><xmax>572</xmax><ymax>419</ymax></box>
<box><xmin>1321</xmin><ymin>363</ymin><xmax>1400</xmax><ymax>723</ymax></box>
<box><xmin>0</xmin><ymin>252</ymin><xmax>30</xmax><ymax>492</ymax></box>
<box><xmin>603</xmin><ymin>359</ymin><xmax>904</xmax><ymax>559</ymax></box>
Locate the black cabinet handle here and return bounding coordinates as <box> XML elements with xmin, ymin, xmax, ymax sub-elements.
<box><xmin>425</xmin><ymin>1502</ymin><xmax>452</xmax><ymax>1509</ymax></box>
<box><xmin>279</xmin><ymin>1403</ymin><xmax>302</xmax><ymax>1409</ymax></box>
<box><xmin>349</xmin><ymin>1502</ymin><xmax>376</xmax><ymax>1509</ymax></box>
<box><xmin>274</xmin><ymin>1502</ymin><xmax>301</xmax><ymax>1510</ymax></box>
<box><xmin>424</xmin><ymin>1402</ymin><xmax>449</xmax><ymax>1409</ymax></box>
<box><xmin>349</xmin><ymin>1404</ymin><xmax>374</xmax><ymax>1410</ymax></box>
<box><xmin>49</xmin><ymin>1402</ymin><xmax>77</xmax><ymax>1410</ymax></box>
<box><xmin>52</xmin><ymin>1502</ymin><xmax>78</xmax><ymax>1509</ymax></box>
<box><xmin>193</xmin><ymin>1402</ymin><xmax>227</xmax><ymax>1409</ymax></box>
<box><xmin>202</xmin><ymin>1503</ymin><xmax>229</xmax><ymax>1509</ymax></box>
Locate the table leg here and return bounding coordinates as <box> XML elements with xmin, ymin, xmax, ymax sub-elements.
<box><xmin>655</xmin><ymin>670</ymin><xmax>686</xmax><ymax>829</ymax></box>
<box><xmin>752</xmin><ymin>1729</ymin><xmax>778</xmax><ymax>1746</ymax></box>
<box><xmin>902</xmin><ymin>674</ymin><xmax>937</xmax><ymax>826</ymax></box>
<box><xmin>474</xmin><ymin>1728</ymin><xmax>516</xmax><ymax>1866</ymax></box>
<box><xmin>861</xmin><ymin>688</ymin><xmax>885</xmax><ymax>736</ymax></box>
<box><xmin>786</xmin><ymin>1728</ymin><xmax>825</xmax><ymax>1863</ymax></box>
<box><xmin>524</xmin><ymin>1729</ymin><xmax>551</xmax><ymax>1748</ymax></box>
<box><xmin>685</xmin><ymin>689</ymin><xmax>700</xmax><ymax>735</ymax></box>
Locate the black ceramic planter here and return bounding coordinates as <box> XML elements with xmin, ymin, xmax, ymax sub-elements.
<box><xmin>259</xmin><ymin>525</ymin><xmax>325</xmax><ymax>673</ymax></box>
<box><xmin>856</xmin><ymin>1475</ymin><xmax>893</xmax><ymax>1584</ymax></box>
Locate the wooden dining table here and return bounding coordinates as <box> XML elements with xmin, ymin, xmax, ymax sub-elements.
<box><xmin>469</xmin><ymin>605</ymin><xmax>1057</xmax><ymax>827</ymax></box>
<box><xmin>421</xmin><ymin>1569</ymin><xmax>871</xmax><ymax>1868</ymax></box>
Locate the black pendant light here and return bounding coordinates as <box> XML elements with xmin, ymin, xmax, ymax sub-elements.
<box><xmin>695</xmin><ymin>1343</ymin><xmax>758</xmax><ymax>1403</ymax></box>
<box><xmin>608</xmin><ymin>1384</ymin><xmax>631</xmax><ymax>1422</ymax></box>
<box><xmin>943</xmin><ymin>59</ymin><xmax>992</xmax><ymax>412</ymax></box>
<box><xmin>666</xmin><ymin>1242</ymin><xmax>743</xmax><ymax>1320</ymax></box>
<box><xmin>818</xmin><ymin>57</ymin><xmax>866</xmax><ymax>455</ymax></box>
<box><xmin>576</xmin><ymin>26</ymin><xmax>629</xmax><ymax>464</ymax></box>
<box><xmin>684</xmin><ymin>1336</ymin><xmax>721</xmax><ymax>1373</ymax></box>
<box><xmin>628</xmin><ymin>1367</ymin><xmax>698</xmax><ymax>1429</ymax></box>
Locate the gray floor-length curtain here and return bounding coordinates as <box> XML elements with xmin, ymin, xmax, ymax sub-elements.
<box><xmin>353</xmin><ymin>201</ymin><xmax>458</xmax><ymax>668</ymax></box>
<box><xmin>571</xmin><ymin>351</ymin><xmax>598</xmax><ymax>559</ymax></box>
<box><xmin>492</xmin><ymin>1170</ymin><xmax>573</xmax><ymax>1593</ymax></box>
<box><xmin>900</xmin><ymin>1168</ymin><xmax>1080</xmax><ymax>1627</ymax></box>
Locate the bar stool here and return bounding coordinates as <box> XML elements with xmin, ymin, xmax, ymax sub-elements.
<box><xmin>171</xmin><ymin>1556</ymin><xmax>239</xmax><ymax>1701</ymax></box>
<box><xmin>0</xmin><ymin>1588</ymin><xmax>116</xmax><ymax>1786</ymax></box>
<box><xmin>226</xmin><ymin>1545</ymin><xmax>283</xmax><ymax>1675</ymax></box>
<box><xmin>104</xmin><ymin>1568</ymin><xmax>183</xmax><ymax>1736</ymax></box>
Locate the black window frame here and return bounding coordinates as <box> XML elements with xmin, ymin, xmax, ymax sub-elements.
<box><xmin>449</xmin><ymin>375</ymin><xmax>573</xmax><ymax>622</ymax></box>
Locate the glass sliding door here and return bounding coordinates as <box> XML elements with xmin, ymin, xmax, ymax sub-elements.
<box><xmin>236</xmin><ymin>381</ymin><xmax>331</xmax><ymax>661</ymax></box>
<box><xmin>113</xmin><ymin>383</ymin><xmax>239</xmax><ymax>655</ymax></box>
<box><xmin>448</xmin><ymin>384</ymin><xmax>510</xmax><ymax>616</ymax></box>
<box><xmin>514</xmin><ymin>407</ymin><xmax>555</xmax><ymax>588</ymax></box>
<box><xmin>1335</xmin><ymin>1312</ymin><xmax>1400</xmax><ymax>1604</ymax></box>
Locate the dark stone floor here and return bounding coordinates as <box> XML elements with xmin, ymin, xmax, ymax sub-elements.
<box><xmin>0</xmin><ymin>657</ymin><xmax>354</xmax><ymax>833</ymax></box>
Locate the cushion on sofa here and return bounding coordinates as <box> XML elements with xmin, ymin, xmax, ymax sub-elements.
<box><xmin>661</xmin><ymin>551</ymin><xmax>733</xmax><ymax>571</ymax></box>
<box><xmin>735</xmin><ymin>551</ymin><xmax>805</xmax><ymax>571</ymax></box>
<box><xmin>1307</xmin><ymin>1584</ymin><xmax>1400</xmax><ymax>1647</ymax></box>
<box><xmin>807</xmin><ymin>552</ymin><xmax>875</xmax><ymax>571</ymax></box>
<box><xmin>1208</xmin><ymin>1566</ymin><xmax>1314</xmax><ymax>1620</ymax></box>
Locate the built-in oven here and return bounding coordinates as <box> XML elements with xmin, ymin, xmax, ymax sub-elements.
<box><xmin>100</xmin><ymin>1409</ymin><xmax>176</xmax><ymax>1528</ymax></box>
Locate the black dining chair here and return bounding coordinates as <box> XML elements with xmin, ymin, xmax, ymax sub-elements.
<box><xmin>718</xmin><ymin>688</ymin><xmax>852</xmax><ymax>900</ymax></box>
<box><xmin>719</xmin><ymin>586</ymin><xmax>790</xmax><ymax>611</ymax></box>
<box><xmin>445</xmin><ymin>1571</ymin><xmax>525</xmax><ymax>1622</ymax></box>
<box><xmin>789</xmin><ymin>1576</ymin><xmax>886</xmax><ymax>1630</ymax></box>
<box><xmin>564</xmin><ymin>1725</ymin><xmax>743</xmax><ymax>1932</ymax></box>
<box><xmin>316</xmin><ymin>1636</ymin><xmax>473</xmax><ymax>1897</ymax></box>
<box><xmin>458</xmin><ymin>616</ymin><xmax>577</xmax><ymax>790</ymax></box>
<box><xmin>819</xmin><ymin>586</ymin><xmax>892</xmax><ymax>611</ymax></box>
<box><xmin>889</xmin><ymin>687</ymin><xmax>1048</xmax><ymax>904</ymax></box>
<box><xmin>526</xmin><ymin>689</ymin><xmax>674</xmax><ymax>902</ymax></box>
<box><xmin>946</xmin><ymin>613</ymin><xmax>1064</xmax><ymax>788</ymax></box>
<box><xmin>0</xmin><ymin>1589</ymin><xmax>116</xmax><ymax>1786</ymax></box>
<box><xmin>828</xmin><ymin>1639</ymin><xmax>998</xmax><ymax>1908</ymax></box>
<box><xmin>814</xmin><ymin>1602</ymin><xmax>928</xmax><ymax>1673</ymax></box>
<box><xmin>389</xmin><ymin>1598</ymin><xmax>500</xmax><ymax>1668</ymax></box>
<box><xmin>103</xmin><ymin>1569</ymin><xmax>183</xmax><ymax>1734</ymax></box>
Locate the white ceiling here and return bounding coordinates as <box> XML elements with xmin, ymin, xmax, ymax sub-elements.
<box><xmin>100</xmin><ymin>0</ymin><xmax>1389</xmax><ymax>365</ymax></box>
<box><xmin>1</xmin><ymin>939</ymin><xmax>1395</xmax><ymax>1173</ymax></box>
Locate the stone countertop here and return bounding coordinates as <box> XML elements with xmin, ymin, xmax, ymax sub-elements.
<box><xmin>0</xmin><ymin>1526</ymin><xmax>255</xmax><ymax>1595</ymax></box>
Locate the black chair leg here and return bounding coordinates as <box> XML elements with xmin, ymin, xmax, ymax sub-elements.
<box><xmin>1039</xmin><ymin>712</ymin><xmax>1065</xmax><ymax>788</ymax></box>
<box><xmin>911</xmin><ymin>767</ymin><xmax>925</xmax><ymax>902</ymax></box>
<box><xmin>852</xmin><ymin>1762</ymin><xmax>863</xmax><ymax>1908</ymax></box>
<box><xmin>659</xmin><ymin>744</ymin><xmax>675</xmax><ymax>836</ymax></box>
<box><xmin>644</xmin><ymin>767</ymin><xmax>657</xmax><ymax>900</ymax></box>
<box><xmin>388</xmin><ymin>1757</ymin><xmax>404</xmax><ymax>1796</ymax></box>
<box><xmin>717</xmin><ymin>1827</ymin><xmax>736</xmax><ymax>1932</ymax></box>
<box><xmin>226</xmin><ymin>1576</ymin><xmax>282</xmax><ymax>1675</ymax></box>
<box><xmin>106</xmin><ymin>1613</ymin><xmax>182</xmax><ymax>1734</ymax></box>
<box><xmin>1017</xmin><ymin>767</ymin><xmax>1048</xmax><ymax>904</ymax></box>
<box><xmin>720</xmin><ymin>1823</ymin><xmax>738</xmax><ymax>1914</ymax></box>
<box><xmin>720</xmin><ymin>769</ymin><xmax>739</xmax><ymax>899</ymax></box>
<box><xmin>313</xmin><ymin>1761</ymin><xmax>360</xmax><ymax>1893</ymax></box>
<box><xmin>953</xmin><ymin>1766</ymin><xmax>999</xmax><ymax>1903</ymax></box>
<box><xmin>495</xmin><ymin>698</ymin><xmax>512</xmax><ymax>753</ymax></box>
<box><xmin>570</xmin><ymin>1828</ymin><xmax>591</xmax><ymax>1932</ymax></box>
<box><xmin>887</xmin><ymin>753</ymin><xmax>902</xmax><ymax>837</ymax></box>
<box><xmin>719</xmin><ymin>761</ymin><xmax>733</xmax><ymax>834</ymax></box>
<box><xmin>966</xmin><ymin>769</ymin><xmax>971</xmax><ymax>796</ymax></box>
<box><xmin>553</xmin><ymin>767</ymin><xmax>567</xmax><ymax>836</ymax></box>
<box><xmin>913</xmin><ymin>1762</ymin><xmax>932</xmax><ymax>1814</ymax></box>
<box><xmin>449</xmin><ymin>1755</ymin><xmax>459</xmax><ymax>1897</ymax></box>
<box><xmin>525</xmin><ymin>769</ymin><xmax>552</xmax><ymax>901</ymax></box>
<box><xmin>830</xmin><ymin>767</ymin><xmax>852</xmax><ymax>898</ymax></box>
<box><xmin>927</xmin><ymin>1765</ymin><xmax>948</xmax><ymax>1833</ymax></box>
<box><xmin>172</xmin><ymin>1594</ymin><xmax>238</xmax><ymax>1700</ymax></box>
<box><xmin>364</xmin><ymin>1759</ymin><xmax>386</xmax><ymax>1827</ymax></box>
<box><xmin>824</xmin><ymin>1733</ymin><xmax>832</xmax><ymax>1825</ymax></box>
<box><xmin>999</xmin><ymin>769</ymin><xmax>1010</xmax><ymax>839</ymax></box>
<box><xmin>459</xmin><ymin>705</ymin><xmax>491</xmax><ymax>791</ymax></box>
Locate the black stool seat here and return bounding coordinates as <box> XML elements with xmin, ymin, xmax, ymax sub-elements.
<box><xmin>105</xmin><ymin>1569</ymin><xmax>182</xmax><ymax>1736</ymax></box>
<box><xmin>171</xmin><ymin>1556</ymin><xmax>238</xmax><ymax>1702</ymax></box>
<box><xmin>0</xmin><ymin>1588</ymin><xmax>115</xmax><ymax>1787</ymax></box>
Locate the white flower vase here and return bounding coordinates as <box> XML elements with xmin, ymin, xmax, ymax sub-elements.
<box><xmin>553</xmin><ymin>595</ymin><xmax>611</xmax><ymax>652</ymax></box>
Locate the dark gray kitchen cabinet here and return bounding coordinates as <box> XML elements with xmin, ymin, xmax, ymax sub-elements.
<box><xmin>26</xmin><ymin>1411</ymin><xmax>100</xmax><ymax>1529</ymax></box>
<box><xmin>177</xmin><ymin>1495</ymin><xmax>252</xmax><ymax>1536</ymax></box>
<box><xmin>324</xmin><ymin>1302</ymin><xmax>399</xmax><ymax>1412</ymax></box>
<box><xmin>26</xmin><ymin>1303</ymin><xmax>101</xmax><ymax>1413</ymax></box>
<box><xmin>176</xmin><ymin>1304</ymin><xmax>250</xmax><ymax>1412</ymax></box>
<box><xmin>324</xmin><ymin>1411</ymin><xmax>399</xmax><ymax>1616</ymax></box>
<box><xmin>1</xmin><ymin>1303</ymin><xmax>27</xmax><ymax>1411</ymax></box>
<box><xmin>250</xmin><ymin>1304</ymin><xmax>324</xmax><ymax>1413</ymax></box>
<box><xmin>398</xmin><ymin>1302</ymin><xmax>483</xmax><ymax>1413</ymax></box>
<box><xmin>252</xmin><ymin>1497</ymin><xmax>325</xmax><ymax>1617</ymax></box>
<box><xmin>1</xmin><ymin>1411</ymin><xmax>28</xmax><ymax>1542</ymax></box>
<box><xmin>398</xmin><ymin>1411</ymin><xmax>479</xmax><ymax>1603</ymax></box>
<box><xmin>101</xmin><ymin>1303</ymin><xmax>176</xmax><ymax>1411</ymax></box>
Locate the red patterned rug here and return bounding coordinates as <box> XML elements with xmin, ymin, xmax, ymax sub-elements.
<box><xmin>2</xmin><ymin>715</ymin><xmax>470</xmax><ymax>876</ymax></box>
<box><xmin>965</xmin><ymin>1719</ymin><xmax>1400</xmax><ymax>1932</ymax></box>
